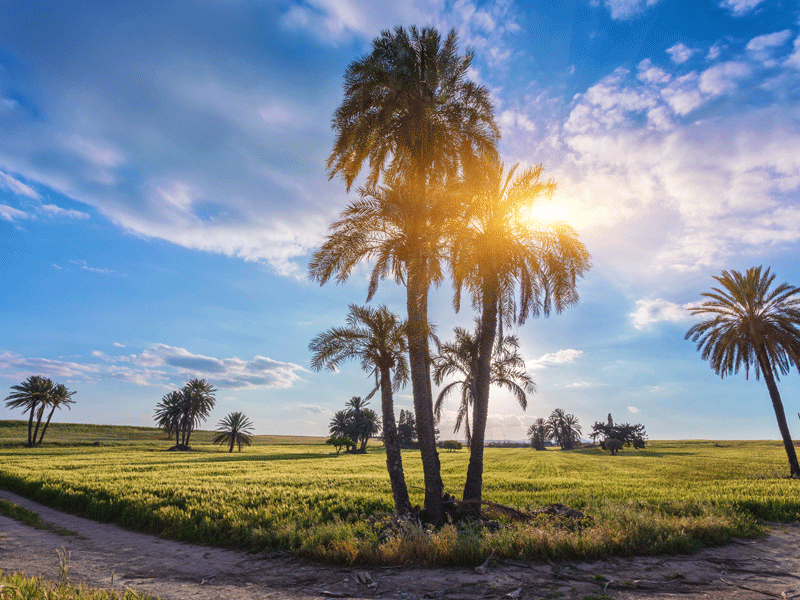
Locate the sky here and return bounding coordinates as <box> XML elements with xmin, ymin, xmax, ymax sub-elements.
<box><xmin>1</xmin><ymin>0</ymin><xmax>800</xmax><ymax>441</ymax></box>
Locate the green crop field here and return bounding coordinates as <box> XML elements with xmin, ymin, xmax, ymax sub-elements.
<box><xmin>0</xmin><ymin>421</ymin><xmax>798</xmax><ymax>565</ymax></box>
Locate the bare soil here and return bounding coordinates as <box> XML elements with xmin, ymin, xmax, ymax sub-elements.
<box><xmin>1</xmin><ymin>489</ymin><xmax>799</xmax><ymax>600</ymax></box>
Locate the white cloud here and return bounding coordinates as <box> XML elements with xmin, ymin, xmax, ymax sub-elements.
<box><xmin>627</xmin><ymin>406</ymin><xmax>640</xmax><ymax>413</ymax></box>
<box><xmin>0</xmin><ymin>171</ymin><xmax>39</xmax><ymax>199</ymax></box>
<box><xmin>630</xmin><ymin>299</ymin><xmax>700</xmax><ymax>330</ymax></box>
<box><xmin>40</xmin><ymin>204</ymin><xmax>90</xmax><ymax>220</ymax></box>
<box><xmin>602</xmin><ymin>0</ymin><xmax>663</xmax><ymax>20</ymax></box>
<box><xmin>747</xmin><ymin>30</ymin><xmax>792</xmax><ymax>54</ymax></box>
<box><xmin>698</xmin><ymin>61</ymin><xmax>751</xmax><ymax>95</ymax></box>
<box><xmin>113</xmin><ymin>342</ymin><xmax>126</xmax><ymax>348</ymax></box>
<box><xmin>296</xmin><ymin>404</ymin><xmax>333</xmax><ymax>415</ymax></box>
<box><xmin>784</xmin><ymin>37</ymin><xmax>800</xmax><ymax>70</ymax></box>
<box><xmin>666</xmin><ymin>43</ymin><xmax>696</xmax><ymax>65</ymax></box>
<box><xmin>528</xmin><ymin>349</ymin><xmax>583</xmax><ymax>370</ymax></box>
<box><xmin>718</xmin><ymin>0</ymin><xmax>767</xmax><ymax>16</ymax></box>
<box><xmin>0</xmin><ymin>204</ymin><xmax>29</xmax><ymax>222</ymax></box>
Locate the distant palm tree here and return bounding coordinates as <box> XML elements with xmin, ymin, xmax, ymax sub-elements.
<box><xmin>450</xmin><ymin>156</ymin><xmax>590</xmax><ymax>503</ymax></box>
<box><xmin>213</xmin><ymin>412</ymin><xmax>254</xmax><ymax>453</ymax></box>
<box><xmin>433</xmin><ymin>324</ymin><xmax>535</xmax><ymax>448</ymax></box>
<box><xmin>315</xmin><ymin>25</ymin><xmax>498</xmax><ymax>524</ymax></box>
<box><xmin>179</xmin><ymin>378</ymin><xmax>216</xmax><ymax>449</ymax></box>
<box><xmin>686</xmin><ymin>266</ymin><xmax>800</xmax><ymax>478</ymax></box>
<box><xmin>5</xmin><ymin>375</ymin><xmax>55</xmax><ymax>448</ymax></box>
<box><xmin>154</xmin><ymin>390</ymin><xmax>183</xmax><ymax>446</ymax></box>
<box><xmin>34</xmin><ymin>383</ymin><xmax>76</xmax><ymax>446</ymax></box>
<box><xmin>527</xmin><ymin>418</ymin><xmax>548</xmax><ymax>450</ymax></box>
<box><xmin>547</xmin><ymin>408</ymin><xmax>582</xmax><ymax>450</ymax></box>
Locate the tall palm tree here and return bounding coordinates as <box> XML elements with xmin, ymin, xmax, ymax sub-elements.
<box><xmin>451</xmin><ymin>156</ymin><xmax>591</xmax><ymax>503</ymax></box>
<box><xmin>34</xmin><ymin>383</ymin><xmax>76</xmax><ymax>446</ymax></box>
<box><xmin>310</xmin><ymin>304</ymin><xmax>411</xmax><ymax>514</ymax></box>
<box><xmin>213</xmin><ymin>412</ymin><xmax>255</xmax><ymax>453</ymax></box>
<box><xmin>686</xmin><ymin>266</ymin><xmax>800</xmax><ymax>477</ymax></box>
<box><xmin>4</xmin><ymin>375</ymin><xmax>55</xmax><ymax>447</ymax></box>
<box><xmin>433</xmin><ymin>324</ymin><xmax>535</xmax><ymax>448</ymax></box>
<box><xmin>317</xmin><ymin>25</ymin><xmax>498</xmax><ymax>524</ymax></box>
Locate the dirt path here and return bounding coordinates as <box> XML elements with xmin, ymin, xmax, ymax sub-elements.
<box><xmin>1</xmin><ymin>489</ymin><xmax>799</xmax><ymax>600</ymax></box>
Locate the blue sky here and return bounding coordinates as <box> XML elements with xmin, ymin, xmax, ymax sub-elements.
<box><xmin>1</xmin><ymin>0</ymin><xmax>800</xmax><ymax>441</ymax></box>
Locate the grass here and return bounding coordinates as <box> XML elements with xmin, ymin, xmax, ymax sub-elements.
<box><xmin>0</xmin><ymin>570</ymin><xmax>158</xmax><ymax>600</ymax></box>
<box><xmin>0</xmin><ymin>499</ymin><xmax>79</xmax><ymax>537</ymax></box>
<box><xmin>0</xmin><ymin>421</ymin><xmax>797</xmax><ymax>565</ymax></box>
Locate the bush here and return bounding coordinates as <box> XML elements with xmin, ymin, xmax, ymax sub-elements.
<box><xmin>441</xmin><ymin>440</ymin><xmax>463</xmax><ymax>452</ymax></box>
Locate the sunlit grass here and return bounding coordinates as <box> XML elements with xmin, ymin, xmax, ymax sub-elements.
<box><xmin>0</xmin><ymin>422</ymin><xmax>797</xmax><ymax>565</ymax></box>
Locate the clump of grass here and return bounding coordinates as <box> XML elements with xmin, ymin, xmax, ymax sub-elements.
<box><xmin>0</xmin><ymin>570</ymin><xmax>158</xmax><ymax>599</ymax></box>
<box><xmin>0</xmin><ymin>499</ymin><xmax>79</xmax><ymax>537</ymax></box>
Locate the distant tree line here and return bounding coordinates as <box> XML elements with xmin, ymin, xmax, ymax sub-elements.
<box><xmin>527</xmin><ymin>408</ymin><xmax>582</xmax><ymax>450</ymax></box>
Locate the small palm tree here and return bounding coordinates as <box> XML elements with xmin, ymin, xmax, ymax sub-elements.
<box><xmin>547</xmin><ymin>408</ymin><xmax>582</xmax><ymax>450</ymax></box>
<box><xmin>154</xmin><ymin>390</ymin><xmax>184</xmax><ymax>446</ymax></box>
<box><xmin>213</xmin><ymin>412</ymin><xmax>255</xmax><ymax>453</ymax></box>
<box><xmin>310</xmin><ymin>304</ymin><xmax>411</xmax><ymax>514</ymax></box>
<box><xmin>528</xmin><ymin>418</ymin><xmax>548</xmax><ymax>450</ymax></box>
<box><xmin>686</xmin><ymin>266</ymin><xmax>800</xmax><ymax>477</ymax></box>
<box><xmin>179</xmin><ymin>378</ymin><xmax>216</xmax><ymax>449</ymax></box>
<box><xmin>433</xmin><ymin>324</ymin><xmax>535</xmax><ymax>448</ymax></box>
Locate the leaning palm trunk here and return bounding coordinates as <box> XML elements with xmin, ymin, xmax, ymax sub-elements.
<box><xmin>31</xmin><ymin>405</ymin><xmax>46</xmax><ymax>448</ymax></box>
<box><xmin>407</xmin><ymin>261</ymin><xmax>445</xmax><ymax>524</ymax></box>
<box><xmin>36</xmin><ymin>405</ymin><xmax>58</xmax><ymax>446</ymax></box>
<box><xmin>757</xmin><ymin>349</ymin><xmax>800</xmax><ymax>478</ymax></box>
<box><xmin>463</xmin><ymin>284</ymin><xmax>499</xmax><ymax>505</ymax></box>
<box><xmin>380</xmin><ymin>367</ymin><xmax>411</xmax><ymax>514</ymax></box>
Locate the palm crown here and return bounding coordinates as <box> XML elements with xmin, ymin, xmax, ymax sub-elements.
<box><xmin>685</xmin><ymin>266</ymin><xmax>800</xmax><ymax>380</ymax></box>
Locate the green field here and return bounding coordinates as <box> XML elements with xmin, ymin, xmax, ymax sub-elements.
<box><xmin>1</xmin><ymin>421</ymin><xmax>798</xmax><ymax>565</ymax></box>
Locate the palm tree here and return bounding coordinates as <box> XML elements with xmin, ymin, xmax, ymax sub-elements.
<box><xmin>315</xmin><ymin>25</ymin><xmax>498</xmax><ymax>524</ymax></box>
<box><xmin>34</xmin><ymin>383</ymin><xmax>76</xmax><ymax>446</ymax></box>
<box><xmin>311</xmin><ymin>306</ymin><xmax>411</xmax><ymax>513</ymax></box>
<box><xmin>213</xmin><ymin>412</ymin><xmax>255</xmax><ymax>453</ymax></box>
<box><xmin>154</xmin><ymin>390</ymin><xmax>184</xmax><ymax>446</ymax></box>
<box><xmin>686</xmin><ymin>266</ymin><xmax>800</xmax><ymax>477</ymax></box>
<box><xmin>450</xmin><ymin>156</ymin><xmax>591</xmax><ymax>503</ymax></box>
<box><xmin>5</xmin><ymin>376</ymin><xmax>55</xmax><ymax>447</ymax></box>
<box><xmin>546</xmin><ymin>408</ymin><xmax>582</xmax><ymax>450</ymax></box>
<box><xmin>180</xmin><ymin>379</ymin><xmax>216</xmax><ymax>448</ymax></box>
<box><xmin>433</xmin><ymin>324</ymin><xmax>535</xmax><ymax>448</ymax></box>
<box><xmin>527</xmin><ymin>418</ymin><xmax>548</xmax><ymax>450</ymax></box>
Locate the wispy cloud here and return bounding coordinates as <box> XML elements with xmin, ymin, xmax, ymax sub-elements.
<box><xmin>628</xmin><ymin>406</ymin><xmax>640</xmax><ymax>413</ymax></box>
<box><xmin>70</xmin><ymin>260</ymin><xmax>114</xmax><ymax>274</ymax></box>
<box><xmin>666</xmin><ymin>42</ymin><xmax>696</xmax><ymax>65</ymax></box>
<box><xmin>600</xmin><ymin>0</ymin><xmax>663</xmax><ymax>20</ymax></box>
<box><xmin>718</xmin><ymin>0</ymin><xmax>767</xmax><ymax>16</ymax></box>
<box><xmin>0</xmin><ymin>171</ymin><xmax>39</xmax><ymax>199</ymax></box>
<box><xmin>0</xmin><ymin>345</ymin><xmax>307</xmax><ymax>391</ymax></box>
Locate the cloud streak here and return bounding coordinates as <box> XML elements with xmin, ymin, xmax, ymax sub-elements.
<box><xmin>0</xmin><ymin>345</ymin><xmax>306</xmax><ymax>391</ymax></box>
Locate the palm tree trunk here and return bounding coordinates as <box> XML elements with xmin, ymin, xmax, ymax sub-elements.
<box><xmin>37</xmin><ymin>405</ymin><xmax>57</xmax><ymax>446</ymax></box>
<box><xmin>31</xmin><ymin>405</ymin><xmax>46</xmax><ymax>448</ymax></box>
<box><xmin>380</xmin><ymin>366</ymin><xmax>411</xmax><ymax>514</ymax></box>
<box><xmin>229</xmin><ymin>437</ymin><xmax>235</xmax><ymax>453</ymax></box>
<box><xmin>463</xmin><ymin>283</ymin><xmax>498</xmax><ymax>505</ymax></box>
<box><xmin>407</xmin><ymin>259</ymin><xmax>445</xmax><ymax>524</ymax></box>
<box><xmin>757</xmin><ymin>350</ymin><xmax>800</xmax><ymax>478</ymax></box>
<box><xmin>27</xmin><ymin>404</ymin><xmax>36</xmax><ymax>447</ymax></box>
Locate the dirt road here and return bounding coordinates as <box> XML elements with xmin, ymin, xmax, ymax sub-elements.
<box><xmin>1</xmin><ymin>489</ymin><xmax>799</xmax><ymax>599</ymax></box>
